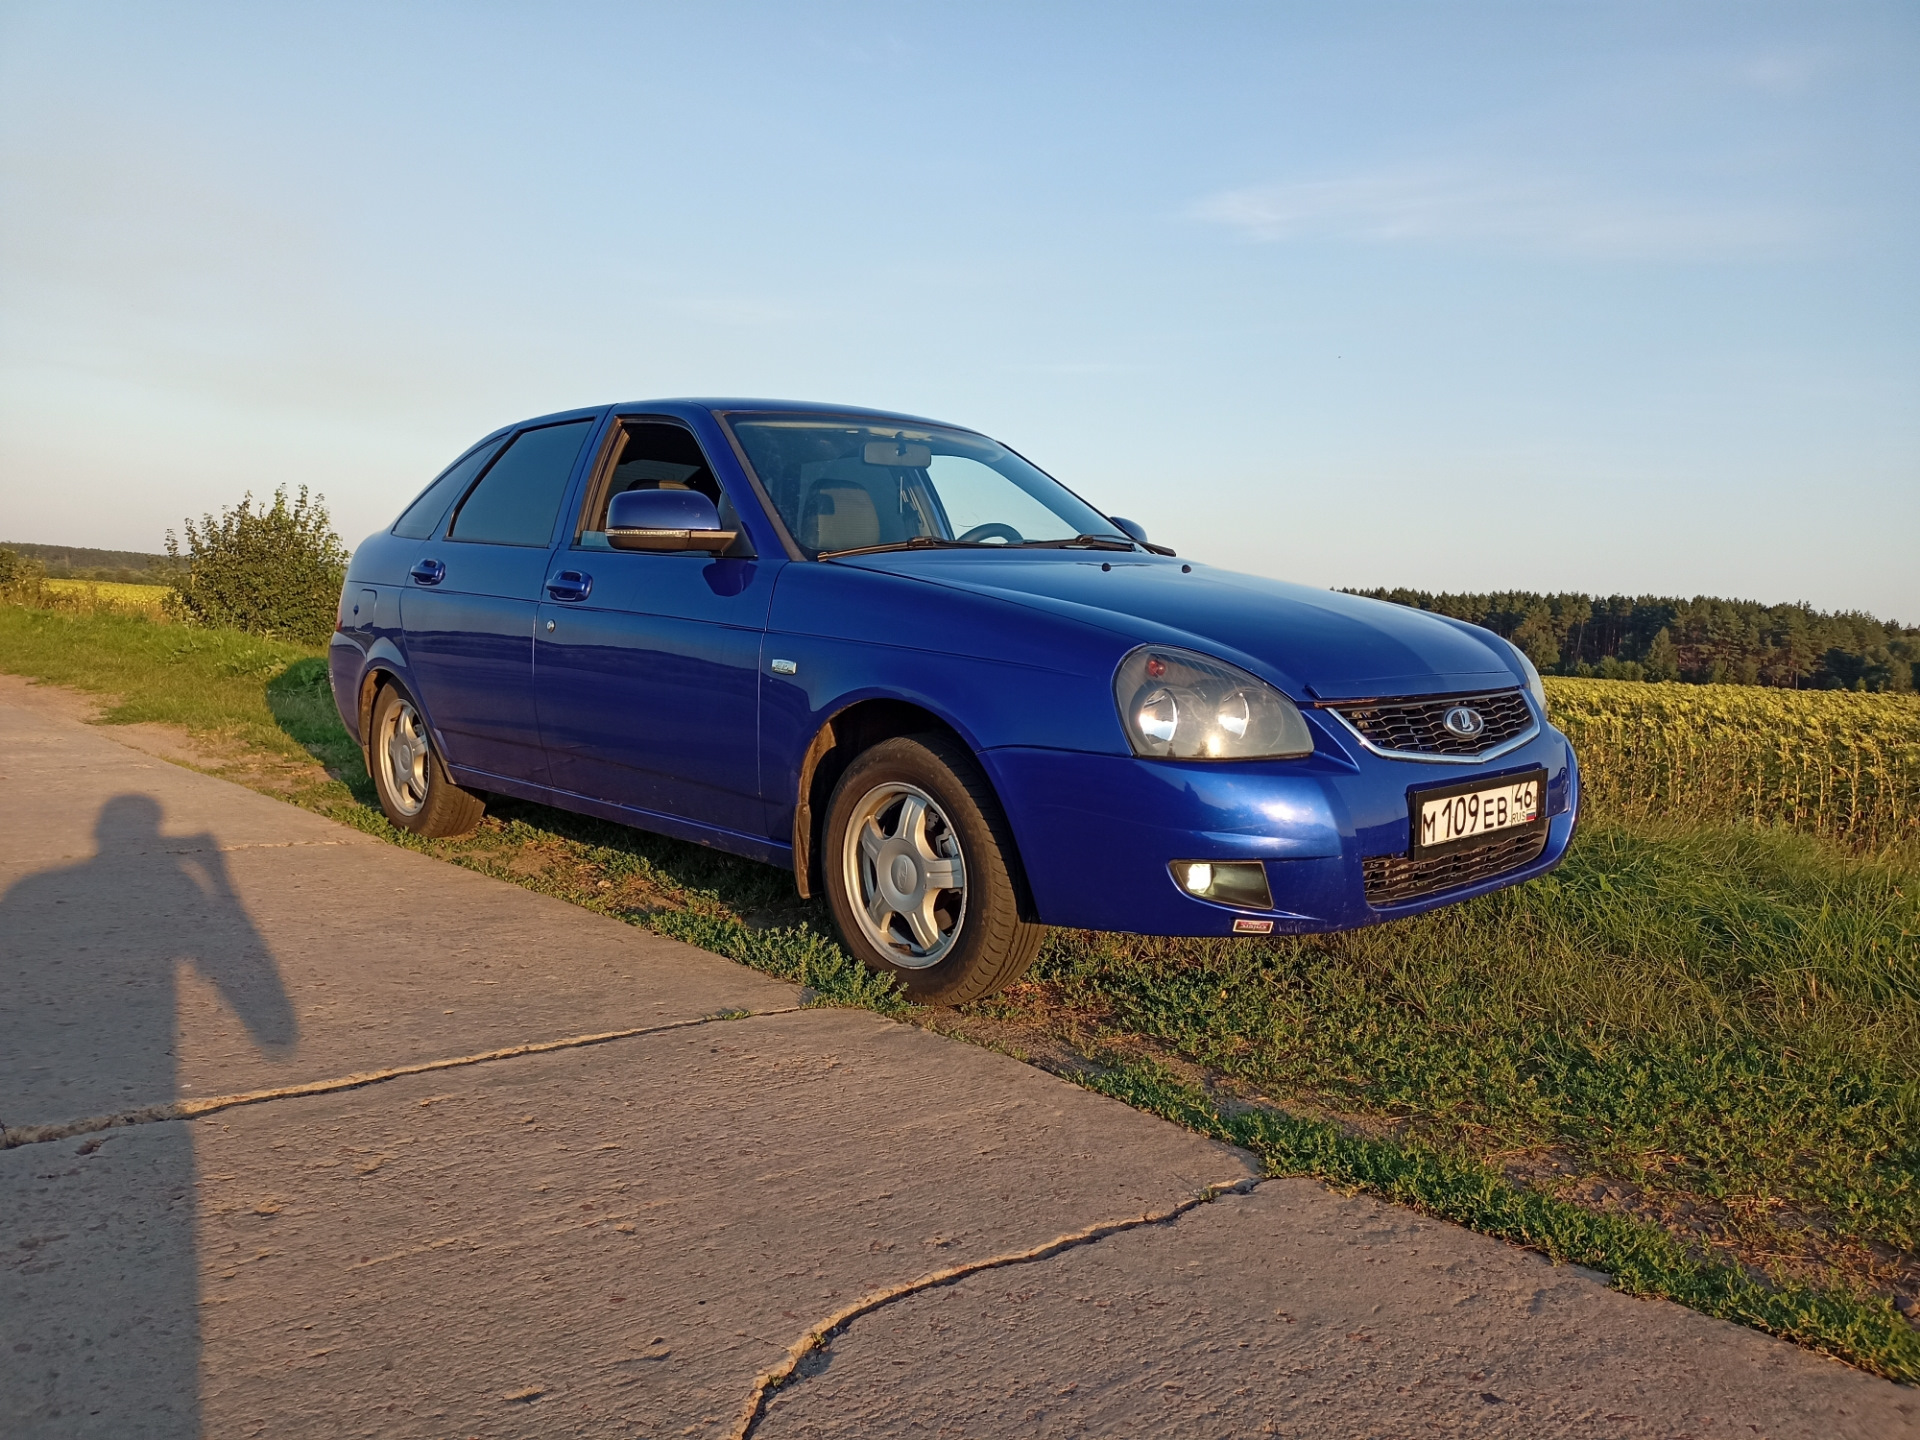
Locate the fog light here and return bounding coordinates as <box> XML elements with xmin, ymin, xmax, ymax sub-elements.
<box><xmin>1169</xmin><ymin>860</ymin><xmax>1272</xmax><ymax>910</ymax></box>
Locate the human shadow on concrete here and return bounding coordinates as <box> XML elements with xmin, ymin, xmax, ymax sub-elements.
<box><xmin>0</xmin><ymin>794</ymin><xmax>295</xmax><ymax>1439</ymax></box>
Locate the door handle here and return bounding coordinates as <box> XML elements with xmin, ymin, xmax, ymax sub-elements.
<box><xmin>410</xmin><ymin>558</ymin><xmax>445</xmax><ymax>586</ymax></box>
<box><xmin>545</xmin><ymin>570</ymin><xmax>593</xmax><ymax>602</ymax></box>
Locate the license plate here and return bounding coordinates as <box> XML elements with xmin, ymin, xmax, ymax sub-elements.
<box><xmin>1409</xmin><ymin>770</ymin><xmax>1546</xmax><ymax>857</ymax></box>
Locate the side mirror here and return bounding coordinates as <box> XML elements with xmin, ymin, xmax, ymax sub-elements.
<box><xmin>1108</xmin><ymin>515</ymin><xmax>1177</xmax><ymax>556</ymax></box>
<box><xmin>607</xmin><ymin>489</ymin><xmax>739</xmax><ymax>554</ymax></box>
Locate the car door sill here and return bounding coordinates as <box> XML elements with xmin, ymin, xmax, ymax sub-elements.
<box><xmin>449</xmin><ymin>766</ymin><xmax>792</xmax><ymax>869</ymax></box>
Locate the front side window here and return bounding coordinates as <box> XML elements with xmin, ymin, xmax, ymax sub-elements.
<box><xmin>723</xmin><ymin>416</ymin><xmax>1121</xmax><ymax>557</ymax></box>
<box><xmin>447</xmin><ymin>420</ymin><xmax>594</xmax><ymax>547</ymax></box>
<box><xmin>574</xmin><ymin>421</ymin><xmax>734</xmax><ymax>548</ymax></box>
<box><xmin>391</xmin><ymin>435</ymin><xmax>506</xmax><ymax>539</ymax></box>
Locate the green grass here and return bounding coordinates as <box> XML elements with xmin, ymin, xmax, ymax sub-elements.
<box><xmin>4</xmin><ymin>602</ymin><xmax>1917</xmax><ymax>1380</ymax></box>
<box><xmin>1020</xmin><ymin>826</ymin><xmax>1920</xmax><ymax>1251</ymax></box>
<box><xmin>0</xmin><ymin>605</ymin><xmax>321</xmax><ymax>759</ymax></box>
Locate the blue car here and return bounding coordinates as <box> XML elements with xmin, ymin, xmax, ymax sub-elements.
<box><xmin>330</xmin><ymin>400</ymin><xmax>1579</xmax><ymax>1003</ymax></box>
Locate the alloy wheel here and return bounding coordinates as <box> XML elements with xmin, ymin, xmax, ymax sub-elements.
<box><xmin>842</xmin><ymin>782</ymin><xmax>968</xmax><ymax>968</ymax></box>
<box><xmin>377</xmin><ymin>696</ymin><xmax>431</xmax><ymax>818</ymax></box>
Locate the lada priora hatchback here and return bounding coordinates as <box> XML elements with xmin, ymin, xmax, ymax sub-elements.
<box><xmin>331</xmin><ymin>400</ymin><xmax>1580</xmax><ymax>1003</ymax></box>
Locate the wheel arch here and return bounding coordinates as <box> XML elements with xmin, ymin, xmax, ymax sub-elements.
<box><xmin>791</xmin><ymin>698</ymin><xmax>1036</xmax><ymax>921</ymax></box>
<box><xmin>357</xmin><ymin>659</ymin><xmax>431</xmax><ymax>757</ymax></box>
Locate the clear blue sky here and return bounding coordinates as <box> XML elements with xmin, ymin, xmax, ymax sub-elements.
<box><xmin>3</xmin><ymin>2</ymin><xmax>1914</xmax><ymax>618</ymax></box>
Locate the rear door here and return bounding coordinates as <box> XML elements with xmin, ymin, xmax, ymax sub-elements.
<box><xmin>534</xmin><ymin>417</ymin><xmax>780</xmax><ymax>841</ymax></box>
<box><xmin>401</xmin><ymin>417</ymin><xmax>598</xmax><ymax>786</ymax></box>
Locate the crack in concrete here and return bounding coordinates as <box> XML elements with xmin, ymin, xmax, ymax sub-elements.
<box><xmin>0</xmin><ymin>1005</ymin><xmax>804</xmax><ymax>1149</ymax></box>
<box><xmin>207</xmin><ymin>839</ymin><xmax>363</xmax><ymax>853</ymax></box>
<box><xmin>729</xmin><ymin>1175</ymin><xmax>1265</xmax><ymax>1439</ymax></box>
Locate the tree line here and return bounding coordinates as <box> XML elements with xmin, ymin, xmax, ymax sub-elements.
<box><xmin>0</xmin><ymin>541</ymin><xmax>169</xmax><ymax>584</ymax></box>
<box><xmin>1349</xmin><ymin>589</ymin><xmax>1920</xmax><ymax>692</ymax></box>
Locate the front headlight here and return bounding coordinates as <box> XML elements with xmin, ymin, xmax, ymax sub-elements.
<box><xmin>1511</xmin><ymin>645</ymin><xmax>1547</xmax><ymax>711</ymax></box>
<box><xmin>1114</xmin><ymin>645</ymin><xmax>1314</xmax><ymax>760</ymax></box>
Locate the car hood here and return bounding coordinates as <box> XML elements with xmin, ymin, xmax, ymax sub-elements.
<box><xmin>836</xmin><ymin>552</ymin><xmax>1520</xmax><ymax>701</ymax></box>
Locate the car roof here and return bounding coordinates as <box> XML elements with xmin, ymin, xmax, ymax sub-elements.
<box><xmin>494</xmin><ymin>398</ymin><xmax>980</xmax><ymax>443</ymax></box>
<box><xmin>638</xmin><ymin>398</ymin><xmax>961</xmax><ymax>427</ymax></box>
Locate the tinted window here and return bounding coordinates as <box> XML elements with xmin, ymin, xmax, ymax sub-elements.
<box><xmin>391</xmin><ymin>436</ymin><xmax>506</xmax><ymax>539</ymax></box>
<box><xmin>449</xmin><ymin>420</ymin><xmax>594</xmax><ymax>547</ymax></box>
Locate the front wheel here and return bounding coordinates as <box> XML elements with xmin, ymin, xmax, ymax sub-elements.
<box><xmin>822</xmin><ymin>734</ymin><xmax>1043</xmax><ymax>1005</ymax></box>
<box><xmin>368</xmin><ymin>683</ymin><xmax>486</xmax><ymax>837</ymax></box>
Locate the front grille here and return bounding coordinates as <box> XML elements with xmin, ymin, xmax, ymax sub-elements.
<box><xmin>1327</xmin><ymin>689</ymin><xmax>1533</xmax><ymax>758</ymax></box>
<box><xmin>1362</xmin><ymin>828</ymin><xmax>1548</xmax><ymax>907</ymax></box>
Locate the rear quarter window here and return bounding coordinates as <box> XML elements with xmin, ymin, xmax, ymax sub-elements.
<box><xmin>391</xmin><ymin>436</ymin><xmax>506</xmax><ymax>540</ymax></box>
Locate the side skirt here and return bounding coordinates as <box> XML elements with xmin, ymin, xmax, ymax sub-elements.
<box><xmin>447</xmin><ymin>767</ymin><xmax>795</xmax><ymax>870</ymax></box>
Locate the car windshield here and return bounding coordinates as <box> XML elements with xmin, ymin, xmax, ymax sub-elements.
<box><xmin>723</xmin><ymin>415</ymin><xmax>1127</xmax><ymax>557</ymax></box>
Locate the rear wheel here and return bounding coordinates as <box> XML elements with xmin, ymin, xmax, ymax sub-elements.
<box><xmin>369</xmin><ymin>683</ymin><xmax>486</xmax><ymax>837</ymax></box>
<box><xmin>822</xmin><ymin>734</ymin><xmax>1043</xmax><ymax>1005</ymax></box>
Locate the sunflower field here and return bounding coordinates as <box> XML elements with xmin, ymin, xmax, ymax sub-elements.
<box><xmin>1544</xmin><ymin>676</ymin><xmax>1920</xmax><ymax>854</ymax></box>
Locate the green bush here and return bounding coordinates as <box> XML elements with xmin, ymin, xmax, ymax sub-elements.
<box><xmin>0</xmin><ymin>546</ymin><xmax>47</xmax><ymax>604</ymax></box>
<box><xmin>164</xmin><ymin>486</ymin><xmax>349</xmax><ymax>645</ymax></box>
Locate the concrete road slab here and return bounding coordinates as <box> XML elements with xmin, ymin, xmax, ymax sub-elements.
<box><xmin>2</xmin><ymin>1008</ymin><xmax>1253</xmax><ymax>1439</ymax></box>
<box><xmin>0</xmin><ymin>678</ymin><xmax>361</xmax><ymax>865</ymax></box>
<box><xmin>0</xmin><ymin>691</ymin><xmax>798</xmax><ymax>1129</ymax></box>
<box><xmin>754</xmin><ymin>1177</ymin><xmax>1918</xmax><ymax>1440</ymax></box>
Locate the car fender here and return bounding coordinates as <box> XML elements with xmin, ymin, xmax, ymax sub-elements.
<box><xmin>765</xmin><ymin>559</ymin><xmax>1151</xmax><ymax>898</ymax></box>
<box><xmin>774</xmin><ymin>663</ymin><xmax>1066</xmax><ymax>902</ymax></box>
<box><xmin>346</xmin><ymin>643</ymin><xmax>447</xmax><ymax>761</ymax></box>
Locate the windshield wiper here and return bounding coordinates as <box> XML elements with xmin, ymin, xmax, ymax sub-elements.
<box><xmin>816</xmin><ymin>536</ymin><xmax>975</xmax><ymax>560</ymax></box>
<box><xmin>1015</xmin><ymin>533</ymin><xmax>1138</xmax><ymax>552</ymax></box>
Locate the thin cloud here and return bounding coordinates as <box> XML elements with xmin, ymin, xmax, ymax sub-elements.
<box><xmin>1740</xmin><ymin>48</ymin><xmax>1830</xmax><ymax>96</ymax></box>
<box><xmin>1192</xmin><ymin>165</ymin><xmax>1817</xmax><ymax>260</ymax></box>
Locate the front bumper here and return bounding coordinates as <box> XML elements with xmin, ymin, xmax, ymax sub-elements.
<box><xmin>982</xmin><ymin>725</ymin><xmax>1578</xmax><ymax>936</ymax></box>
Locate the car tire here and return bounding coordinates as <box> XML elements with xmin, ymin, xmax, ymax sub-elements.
<box><xmin>368</xmin><ymin>682</ymin><xmax>486</xmax><ymax>838</ymax></box>
<box><xmin>822</xmin><ymin>733</ymin><xmax>1044</xmax><ymax>1005</ymax></box>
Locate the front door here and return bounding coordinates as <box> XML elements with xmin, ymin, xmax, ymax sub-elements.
<box><xmin>534</xmin><ymin>419</ymin><xmax>778</xmax><ymax>842</ymax></box>
<box><xmin>401</xmin><ymin>417</ymin><xmax>598</xmax><ymax>786</ymax></box>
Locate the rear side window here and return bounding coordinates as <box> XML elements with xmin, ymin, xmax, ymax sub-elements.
<box><xmin>391</xmin><ymin>436</ymin><xmax>506</xmax><ymax>539</ymax></box>
<box><xmin>448</xmin><ymin>420</ymin><xmax>595</xmax><ymax>547</ymax></box>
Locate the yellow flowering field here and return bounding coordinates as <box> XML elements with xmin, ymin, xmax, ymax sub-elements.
<box><xmin>40</xmin><ymin>578</ymin><xmax>171</xmax><ymax>618</ymax></box>
<box><xmin>1544</xmin><ymin>676</ymin><xmax>1920</xmax><ymax>853</ymax></box>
